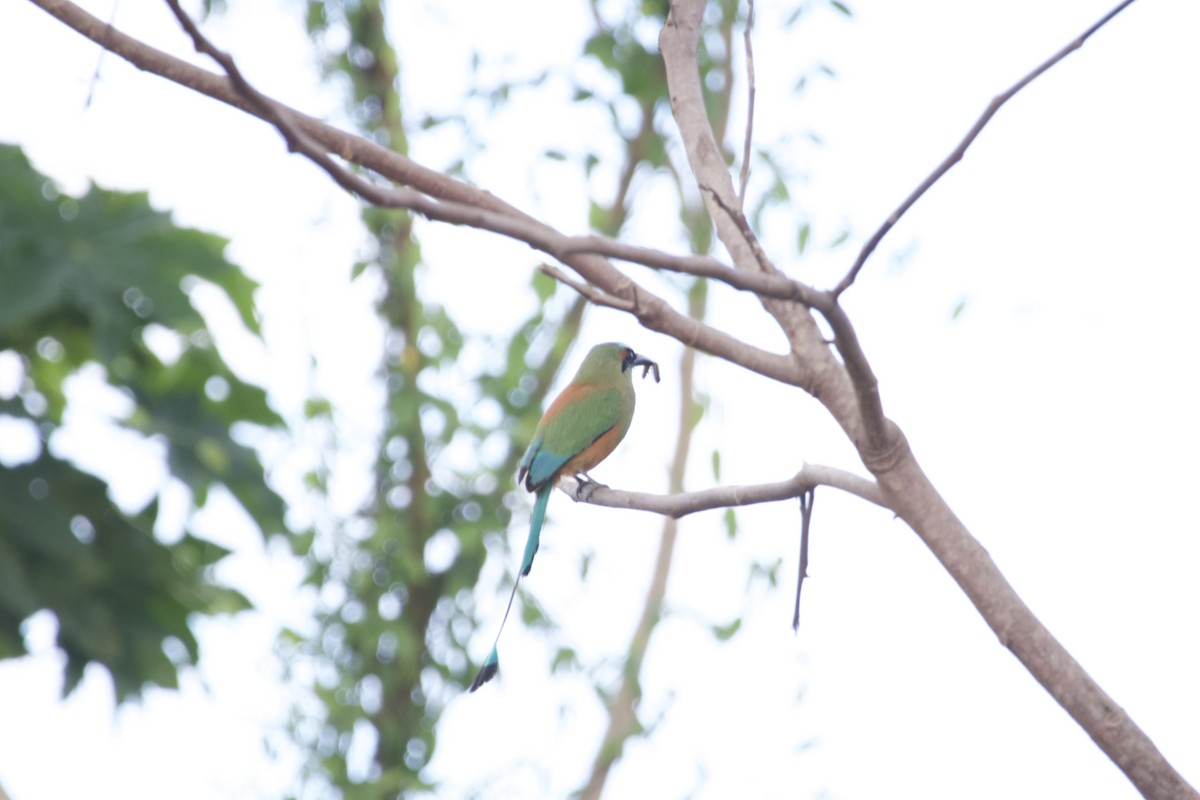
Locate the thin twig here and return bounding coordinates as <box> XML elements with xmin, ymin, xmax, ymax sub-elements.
<box><xmin>705</xmin><ymin>186</ymin><xmax>777</xmax><ymax>276</ymax></box>
<box><xmin>792</xmin><ymin>488</ymin><xmax>814</xmax><ymax>632</ymax></box>
<box><xmin>834</xmin><ymin>0</ymin><xmax>1140</xmax><ymax>297</ymax></box>
<box><xmin>737</xmin><ymin>0</ymin><xmax>756</xmax><ymax>205</ymax></box>
<box><xmin>163</xmin><ymin>0</ymin><xmax>418</xmax><ymax>211</ymax></box>
<box><xmin>556</xmin><ymin>235</ymin><xmax>821</xmax><ymax>304</ymax></box>
<box><xmin>537</xmin><ymin>264</ymin><xmax>635</xmax><ymax>311</ymax></box>
<box><xmin>84</xmin><ymin>0</ymin><xmax>120</xmax><ymax>108</ymax></box>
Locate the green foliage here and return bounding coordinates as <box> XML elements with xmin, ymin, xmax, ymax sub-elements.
<box><xmin>0</xmin><ymin>144</ymin><xmax>279</xmax><ymax>700</ymax></box>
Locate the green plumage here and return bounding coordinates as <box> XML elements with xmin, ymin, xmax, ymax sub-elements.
<box><xmin>470</xmin><ymin>342</ymin><xmax>659</xmax><ymax>692</ymax></box>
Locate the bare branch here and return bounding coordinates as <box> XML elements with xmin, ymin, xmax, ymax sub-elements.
<box><xmin>559</xmin><ymin>463</ymin><xmax>887</xmax><ymax>518</ymax></box>
<box><xmin>537</xmin><ymin>264</ymin><xmax>635</xmax><ymax>312</ymax></box>
<box><xmin>705</xmin><ymin>186</ymin><xmax>776</xmax><ymax>276</ymax></box>
<box><xmin>661</xmin><ymin>0</ymin><xmax>865</xmax><ymax>441</ymax></box>
<box><xmin>659</xmin><ymin>0</ymin><xmax>764</xmax><ymax>275</ymax></box>
<box><xmin>811</xmin><ymin>296</ymin><xmax>892</xmax><ymax>456</ymax></box>
<box><xmin>558</xmin><ymin>234</ymin><xmax>820</xmax><ymax>305</ymax></box>
<box><xmin>554</xmin><ymin>230</ymin><xmax>888</xmax><ymax>463</ymax></box>
<box><xmin>793</xmin><ymin>488</ymin><xmax>815</xmax><ymax>631</ymax></box>
<box><xmin>28</xmin><ymin>0</ymin><xmax>810</xmax><ymax>388</ymax></box>
<box><xmin>163</xmin><ymin>0</ymin><xmax>406</xmax><ymax>211</ymax></box>
<box><xmin>694</xmin><ymin>189</ymin><xmax>893</xmax><ymax>452</ymax></box>
<box><xmin>834</xmin><ymin>0</ymin><xmax>1140</xmax><ymax>296</ymax></box>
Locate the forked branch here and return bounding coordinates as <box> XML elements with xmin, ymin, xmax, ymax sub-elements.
<box><xmin>833</xmin><ymin>0</ymin><xmax>1140</xmax><ymax>296</ymax></box>
<box><xmin>658</xmin><ymin>0</ymin><xmax>1195</xmax><ymax>798</ymax></box>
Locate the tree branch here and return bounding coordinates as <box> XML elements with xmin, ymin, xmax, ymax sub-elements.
<box><xmin>557</xmin><ymin>235</ymin><xmax>817</xmax><ymax>304</ymax></box>
<box><xmin>28</xmin><ymin>0</ymin><xmax>810</xmax><ymax>390</ymax></box>
<box><xmin>537</xmin><ymin>264</ymin><xmax>635</xmax><ymax>312</ymax></box>
<box><xmin>559</xmin><ymin>463</ymin><xmax>886</xmax><ymax>518</ymax></box>
<box><xmin>657</xmin><ymin>2</ymin><xmax>1196</xmax><ymax>798</ymax></box>
<box><xmin>660</xmin><ymin>0</ymin><xmax>867</xmax><ymax>444</ymax></box>
<box><xmin>833</xmin><ymin>0</ymin><xmax>1140</xmax><ymax>297</ymax></box>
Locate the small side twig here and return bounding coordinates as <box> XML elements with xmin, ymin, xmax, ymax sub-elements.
<box><xmin>537</xmin><ymin>264</ymin><xmax>635</xmax><ymax>312</ymax></box>
<box><xmin>792</xmin><ymin>487</ymin><xmax>815</xmax><ymax>632</ymax></box>
<box><xmin>705</xmin><ymin>186</ymin><xmax>776</xmax><ymax>276</ymax></box>
<box><xmin>84</xmin><ymin>0</ymin><xmax>120</xmax><ymax>108</ymax></box>
<box><xmin>834</xmin><ymin>0</ymin><xmax>1140</xmax><ymax>296</ymax></box>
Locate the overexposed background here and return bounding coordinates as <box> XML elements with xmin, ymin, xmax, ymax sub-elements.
<box><xmin>1</xmin><ymin>0</ymin><xmax>1198</xmax><ymax>798</ymax></box>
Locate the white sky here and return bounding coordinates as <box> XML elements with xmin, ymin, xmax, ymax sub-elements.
<box><xmin>1</xmin><ymin>0</ymin><xmax>1198</xmax><ymax>798</ymax></box>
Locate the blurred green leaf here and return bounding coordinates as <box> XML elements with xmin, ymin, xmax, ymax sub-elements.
<box><xmin>0</xmin><ymin>144</ymin><xmax>281</xmax><ymax>702</ymax></box>
<box><xmin>797</xmin><ymin>222</ymin><xmax>812</xmax><ymax>256</ymax></box>
<box><xmin>723</xmin><ymin>507</ymin><xmax>738</xmax><ymax>539</ymax></box>
<box><xmin>711</xmin><ymin>618</ymin><xmax>742</xmax><ymax>641</ymax></box>
<box><xmin>532</xmin><ymin>268</ymin><xmax>557</xmax><ymax>302</ymax></box>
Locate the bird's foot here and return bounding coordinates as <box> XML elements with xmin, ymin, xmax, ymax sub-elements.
<box><xmin>573</xmin><ymin>473</ymin><xmax>608</xmax><ymax>502</ymax></box>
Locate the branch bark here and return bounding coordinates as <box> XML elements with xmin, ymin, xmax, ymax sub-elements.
<box><xmin>559</xmin><ymin>462</ymin><xmax>885</xmax><ymax>518</ymax></box>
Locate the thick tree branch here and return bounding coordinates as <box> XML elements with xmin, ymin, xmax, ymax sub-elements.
<box><xmin>833</xmin><ymin>0</ymin><xmax>1140</xmax><ymax>296</ymax></box>
<box><xmin>28</xmin><ymin>0</ymin><xmax>808</xmax><ymax>390</ymax></box>
<box><xmin>657</xmin><ymin>1</ymin><xmax>1195</xmax><ymax>798</ymax></box>
<box><xmin>883</xmin><ymin>451</ymin><xmax>1197</xmax><ymax>800</ymax></box>
<box><xmin>559</xmin><ymin>463</ymin><xmax>886</xmax><ymax>518</ymax></box>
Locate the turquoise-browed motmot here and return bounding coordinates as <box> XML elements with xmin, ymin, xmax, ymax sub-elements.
<box><xmin>470</xmin><ymin>342</ymin><xmax>660</xmax><ymax>691</ymax></box>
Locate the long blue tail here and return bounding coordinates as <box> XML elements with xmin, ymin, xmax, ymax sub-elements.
<box><xmin>521</xmin><ymin>484</ymin><xmax>551</xmax><ymax>575</ymax></box>
<box><xmin>469</xmin><ymin>485</ymin><xmax>552</xmax><ymax>692</ymax></box>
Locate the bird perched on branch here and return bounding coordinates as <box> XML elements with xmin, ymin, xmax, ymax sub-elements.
<box><xmin>470</xmin><ymin>342</ymin><xmax>660</xmax><ymax>692</ymax></box>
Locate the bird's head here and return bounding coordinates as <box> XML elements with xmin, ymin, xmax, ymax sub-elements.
<box><xmin>577</xmin><ymin>342</ymin><xmax>661</xmax><ymax>384</ymax></box>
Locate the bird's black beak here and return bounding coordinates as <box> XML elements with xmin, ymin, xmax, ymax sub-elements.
<box><xmin>624</xmin><ymin>350</ymin><xmax>661</xmax><ymax>383</ymax></box>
